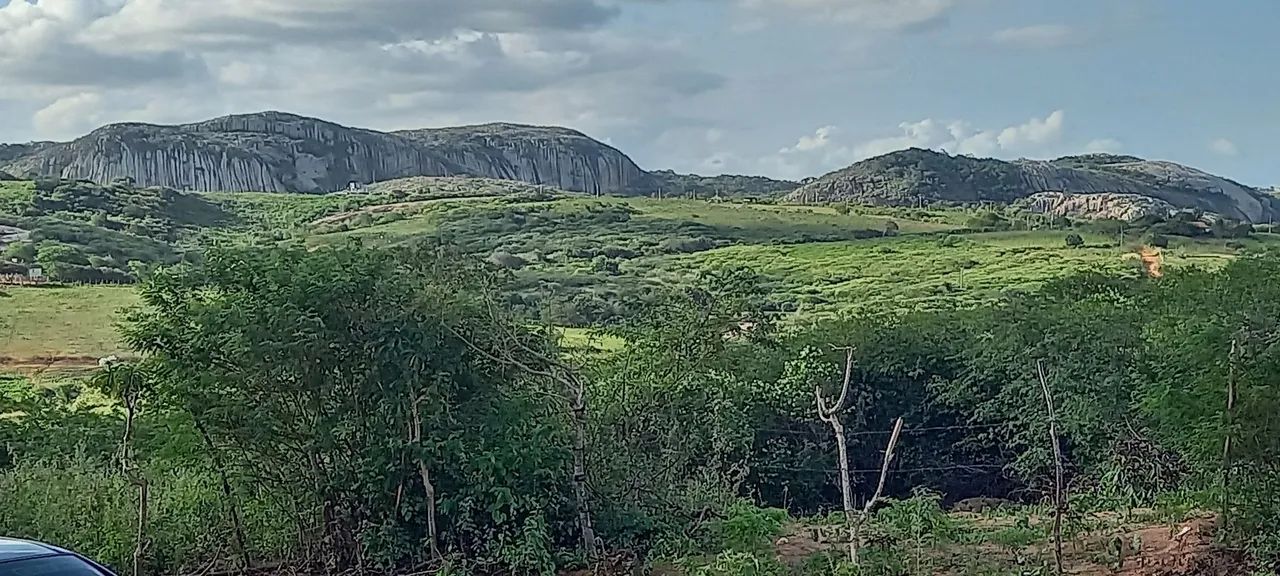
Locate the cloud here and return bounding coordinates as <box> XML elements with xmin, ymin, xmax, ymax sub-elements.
<box><xmin>781</xmin><ymin>125</ymin><xmax>839</xmax><ymax>153</ymax></box>
<box><xmin>853</xmin><ymin>110</ymin><xmax>1066</xmax><ymax>159</ymax></box>
<box><xmin>756</xmin><ymin>110</ymin><xmax>1081</xmax><ymax>179</ymax></box>
<box><xmin>79</xmin><ymin>0</ymin><xmax>619</xmax><ymax>52</ymax></box>
<box><xmin>991</xmin><ymin>24</ymin><xmax>1075</xmax><ymax>48</ymax></box>
<box><xmin>0</xmin><ymin>0</ymin><xmax>720</xmax><ymax>143</ymax></box>
<box><xmin>33</xmin><ymin>92</ymin><xmax>106</xmax><ymax>139</ymax></box>
<box><xmin>1085</xmin><ymin>138</ymin><xmax>1123</xmax><ymax>153</ymax></box>
<box><xmin>740</xmin><ymin>0</ymin><xmax>956</xmax><ymax>31</ymax></box>
<box><xmin>1209</xmin><ymin>138</ymin><xmax>1239</xmax><ymax>156</ymax></box>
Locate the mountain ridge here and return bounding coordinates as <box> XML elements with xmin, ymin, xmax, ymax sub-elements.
<box><xmin>788</xmin><ymin>148</ymin><xmax>1277</xmax><ymax>223</ymax></box>
<box><xmin>2</xmin><ymin>113</ymin><xmax>1270</xmax><ymax>222</ymax></box>
<box><xmin>0</xmin><ymin>111</ymin><xmax>654</xmax><ymax>195</ymax></box>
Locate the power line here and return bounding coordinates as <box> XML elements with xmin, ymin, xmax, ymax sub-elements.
<box><xmin>753</xmin><ymin>463</ymin><xmax>1008</xmax><ymax>475</ymax></box>
<box><xmin>756</xmin><ymin>423</ymin><xmax>1007</xmax><ymax>437</ymax></box>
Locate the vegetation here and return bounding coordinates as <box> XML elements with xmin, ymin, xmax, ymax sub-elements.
<box><xmin>2</xmin><ymin>237</ymin><xmax>1280</xmax><ymax>574</ymax></box>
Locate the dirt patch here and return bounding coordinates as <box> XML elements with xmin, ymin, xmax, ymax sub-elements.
<box><xmin>0</xmin><ymin>355</ymin><xmax>111</xmax><ymax>375</ymax></box>
<box><xmin>772</xmin><ymin>513</ymin><xmax>1246</xmax><ymax>576</ymax></box>
<box><xmin>1139</xmin><ymin>246</ymin><xmax>1164</xmax><ymax>278</ymax></box>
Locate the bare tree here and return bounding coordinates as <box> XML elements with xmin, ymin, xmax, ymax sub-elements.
<box><xmin>1037</xmin><ymin>360</ymin><xmax>1066</xmax><ymax>576</ymax></box>
<box><xmin>853</xmin><ymin>418</ymin><xmax>904</xmax><ymax>565</ymax></box>
<box><xmin>815</xmin><ymin>348</ymin><xmax>857</xmax><ymax>563</ymax></box>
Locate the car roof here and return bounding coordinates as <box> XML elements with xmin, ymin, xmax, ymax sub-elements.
<box><xmin>0</xmin><ymin>537</ymin><xmax>72</xmax><ymax>563</ymax></box>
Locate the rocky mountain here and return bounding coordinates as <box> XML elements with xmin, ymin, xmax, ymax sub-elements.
<box><xmin>1023</xmin><ymin>192</ymin><xmax>1175</xmax><ymax>221</ymax></box>
<box><xmin>788</xmin><ymin>149</ymin><xmax>1278</xmax><ymax>222</ymax></box>
<box><xmin>0</xmin><ymin>169</ymin><xmax>16</xmax><ymax>181</ymax></box>
<box><xmin>393</xmin><ymin>123</ymin><xmax>652</xmax><ymax>195</ymax></box>
<box><xmin>0</xmin><ymin>112</ymin><xmax>654</xmax><ymax>195</ymax></box>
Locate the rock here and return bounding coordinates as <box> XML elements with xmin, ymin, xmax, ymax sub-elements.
<box><xmin>396</xmin><ymin>123</ymin><xmax>654</xmax><ymax>196</ymax></box>
<box><xmin>1024</xmin><ymin>191</ymin><xmax>1176</xmax><ymax>221</ymax></box>
<box><xmin>0</xmin><ymin>169</ymin><xmax>16</xmax><ymax>181</ymax></box>
<box><xmin>787</xmin><ymin>149</ymin><xmax>1280</xmax><ymax>223</ymax></box>
<box><xmin>0</xmin><ymin>224</ymin><xmax>29</xmax><ymax>245</ymax></box>
<box><xmin>1</xmin><ymin>112</ymin><xmax>654</xmax><ymax>195</ymax></box>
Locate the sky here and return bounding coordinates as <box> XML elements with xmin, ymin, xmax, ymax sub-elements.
<box><xmin>0</xmin><ymin>0</ymin><xmax>1277</xmax><ymax>186</ymax></box>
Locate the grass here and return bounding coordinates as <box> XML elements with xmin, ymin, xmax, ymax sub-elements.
<box><xmin>647</xmin><ymin>231</ymin><xmax>1270</xmax><ymax>319</ymax></box>
<box><xmin>4</xmin><ymin>189</ymin><xmax>1277</xmax><ymax>360</ymax></box>
<box><xmin>0</xmin><ymin>285</ymin><xmax>139</xmax><ymax>361</ymax></box>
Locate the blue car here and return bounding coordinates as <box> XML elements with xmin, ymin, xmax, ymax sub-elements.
<box><xmin>0</xmin><ymin>537</ymin><xmax>116</xmax><ymax>575</ymax></box>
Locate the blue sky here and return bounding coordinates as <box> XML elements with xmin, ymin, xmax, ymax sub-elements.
<box><xmin>1</xmin><ymin>0</ymin><xmax>1276</xmax><ymax>186</ymax></box>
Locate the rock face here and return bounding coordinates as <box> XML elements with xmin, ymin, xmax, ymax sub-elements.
<box><xmin>1</xmin><ymin>112</ymin><xmax>653</xmax><ymax>195</ymax></box>
<box><xmin>0</xmin><ymin>169</ymin><xmax>16</xmax><ymax>181</ymax></box>
<box><xmin>396</xmin><ymin>123</ymin><xmax>654</xmax><ymax>195</ymax></box>
<box><xmin>1025</xmin><ymin>191</ymin><xmax>1175</xmax><ymax>221</ymax></box>
<box><xmin>788</xmin><ymin>149</ymin><xmax>1279</xmax><ymax>222</ymax></box>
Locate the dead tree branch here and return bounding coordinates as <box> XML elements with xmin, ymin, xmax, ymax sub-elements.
<box><xmin>816</xmin><ymin>348</ymin><xmax>857</xmax><ymax>564</ymax></box>
<box><xmin>1037</xmin><ymin>360</ymin><xmax>1066</xmax><ymax>576</ymax></box>
<box><xmin>851</xmin><ymin>417</ymin><xmax>904</xmax><ymax>566</ymax></box>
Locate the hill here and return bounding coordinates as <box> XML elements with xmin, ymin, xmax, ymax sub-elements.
<box><xmin>788</xmin><ymin>149</ymin><xmax>1279</xmax><ymax>223</ymax></box>
<box><xmin>646</xmin><ymin>170</ymin><xmax>800</xmax><ymax>199</ymax></box>
<box><xmin>0</xmin><ymin>112</ymin><xmax>653</xmax><ymax>195</ymax></box>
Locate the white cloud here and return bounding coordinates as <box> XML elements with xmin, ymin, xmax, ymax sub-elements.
<box><xmin>33</xmin><ymin>92</ymin><xmax>106</xmax><ymax>139</ymax></box>
<box><xmin>1085</xmin><ymin>138</ymin><xmax>1123</xmax><ymax>153</ymax></box>
<box><xmin>0</xmin><ymin>0</ymin><xmax>721</xmax><ymax>142</ymax></box>
<box><xmin>756</xmin><ymin>110</ymin><xmax>1084</xmax><ymax>179</ymax></box>
<box><xmin>740</xmin><ymin>0</ymin><xmax>955</xmax><ymax>31</ymax></box>
<box><xmin>853</xmin><ymin>110</ymin><xmax>1066</xmax><ymax>159</ymax></box>
<box><xmin>1209</xmin><ymin>138</ymin><xmax>1239</xmax><ymax>156</ymax></box>
<box><xmin>991</xmin><ymin>24</ymin><xmax>1075</xmax><ymax>48</ymax></box>
<box><xmin>781</xmin><ymin>125</ymin><xmax>839</xmax><ymax>153</ymax></box>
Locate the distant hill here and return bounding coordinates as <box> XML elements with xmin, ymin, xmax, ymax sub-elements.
<box><xmin>647</xmin><ymin>170</ymin><xmax>799</xmax><ymax>199</ymax></box>
<box><xmin>0</xmin><ymin>112</ymin><xmax>656</xmax><ymax>195</ymax></box>
<box><xmin>788</xmin><ymin>149</ymin><xmax>1278</xmax><ymax>223</ymax></box>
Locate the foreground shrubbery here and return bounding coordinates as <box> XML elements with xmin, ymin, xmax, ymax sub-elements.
<box><xmin>3</xmin><ymin>243</ymin><xmax>1279</xmax><ymax>574</ymax></box>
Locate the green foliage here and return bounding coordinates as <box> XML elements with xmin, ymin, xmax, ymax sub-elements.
<box><xmin>1065</xmin><ymin>232</ymin><xmax>1084</xmax><ymax>247</ymax></box>
<box><xmin>120</xmin><ymin>242</ymin><xmax>575</xmax><ymax>572</ymax></box>
<box><xmin>712</xmin><ymin>501</ymin><xmax>788</xmax><ymax>553</ymax></box>
<box><xmin>681</xmin><ymin>551</ymin><xmax>785</xmax><ymax>576</ymax></box>
<box><xmin>0</xmin><ymin>459</ymin><xmax>293</xmax><ymax>575</ymax></box>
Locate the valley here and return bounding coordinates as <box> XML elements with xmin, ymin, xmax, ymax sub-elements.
<box><xmin>2</xmin><ymin>113</ymin><xmax>1278</xmax><ymax>576</ymax></box>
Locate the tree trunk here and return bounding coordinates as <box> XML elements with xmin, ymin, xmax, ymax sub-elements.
<box><xmin>569</xmin><ymin>379</ymin><xmax>599</xmax><ymax>559</ymax></box>
<box><xmin>132</xmin><ymin>479</ymin><xmax>149</xmax><ymax>576</ymax></box>
<box><xmin>1222</xmin><ymin>338</ymin><xmax>1238</xmax><ymax>533</ymax></box>
<box><xmin>1037</xmin><ymin>360</ymin><xmax>1066</xmax><ymax>576</ymax></box>
<box><xmin>828</xmin><ymin>416</ymin><xmax>856</xmax><ymax>563</ymax></box>
<box><xmin>195</xmin><ymin>420</ymin><xmax>250</xmax><ymax>568</ymax></box>
<box><xmin>410</xmin><ymin>398</ymin><xmax>441</xmax><ymax>561</ymax></box>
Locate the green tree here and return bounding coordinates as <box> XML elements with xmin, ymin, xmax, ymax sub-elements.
<box><xmin>1141</xmin><ymin>255</ymin><xmax>1280</xmax><ymax>559</ymax></box>
<box><xmin>123</xmin><ymin>242</ymin><xmax>572</xmax><ymax>572</ymax></box>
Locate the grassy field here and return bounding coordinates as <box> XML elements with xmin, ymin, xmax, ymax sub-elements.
<box><xmin>645</xmin><ymin>231</ymin><xmax>1271</xmax><ymax>319</ymax></box>
<box><xmin>3</xmin><ymin>187</ymin><xmax>1275</xmax><ymax>366</ymax></box>
<box><xmin>0</xmin><ymin>285</ymin><xmax>139</xmax><ymax>361</ymax></box>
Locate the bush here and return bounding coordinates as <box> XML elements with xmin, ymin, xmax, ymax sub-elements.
<box><xmin>1065</xmin><ymin>233</ymin><xmax>1085</xmax><ymax>248</ymax></box>
<box><xmin>0</xmin><ymin>459</ymin><xmax>293</xmax><ymax>575</ymax></box>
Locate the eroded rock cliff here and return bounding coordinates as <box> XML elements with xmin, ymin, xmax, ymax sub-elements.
<box><xmin>1</xmin><ymin>112</ymin><xmax>652</xmax><ymax>195</ymax></box>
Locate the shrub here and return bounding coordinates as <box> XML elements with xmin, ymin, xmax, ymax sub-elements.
<box><xmin>1065</xmin><ymin>233</ymin><xmax>1085</xmax><ymax>248</ymax></box>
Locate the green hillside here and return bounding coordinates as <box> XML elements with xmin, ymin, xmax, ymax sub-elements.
<box><xmin>2</xmin><ymin>177</ymin><xmax>1270</xmax><ymax>364</ymax></box>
